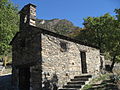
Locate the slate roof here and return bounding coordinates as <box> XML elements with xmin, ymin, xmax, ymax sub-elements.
<box><xmin>10</xmin><ymin>25</ymin><xmax>99</xmax><ymax>49</ymax></box>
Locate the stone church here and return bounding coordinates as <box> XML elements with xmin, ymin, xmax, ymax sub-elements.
<box><xmin>10</xmin><ymin>4</ymin><xmax>101</xmax><ymax>90</ymax></box>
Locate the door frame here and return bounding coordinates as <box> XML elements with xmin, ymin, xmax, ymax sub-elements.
<box><xmin>80</xmin><ymin>51</ymin><xmax>87</xmax><ymax>74</ymax></box>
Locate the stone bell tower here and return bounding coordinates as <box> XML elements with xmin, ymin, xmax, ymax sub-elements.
<box><xmin>19</xmin><ymin>3</ymin><xmax>36</xmax><ymax>30</ymax></box>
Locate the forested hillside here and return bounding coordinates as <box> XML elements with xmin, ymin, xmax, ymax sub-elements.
<box><xmin>36</xmin><ymin>19</ymin><xmax>80</xmax><ymax>36</ymax></box>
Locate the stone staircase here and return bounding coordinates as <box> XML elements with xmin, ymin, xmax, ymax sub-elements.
<box><xmin>59</xmin><ymin>74</ymin><xmax>92</xmax><ymax>90</ymax></box>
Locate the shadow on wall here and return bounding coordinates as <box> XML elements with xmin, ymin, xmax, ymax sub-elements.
<box><xmin>43</xmin><ymin>73</ymin><xmax>58</xmax><ymax>90</ymax></box>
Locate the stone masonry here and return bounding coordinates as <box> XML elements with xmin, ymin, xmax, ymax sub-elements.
<box><xmin>41</xmin><ymin>34</ymin><xmax>100</xmax><ymax>89</ymax></box>
<box><xmin>10</xmin><ymin>3</ymin><xmax>101</xmax><ymax>90</ymax></box>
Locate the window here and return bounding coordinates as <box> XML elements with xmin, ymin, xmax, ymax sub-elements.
<box><xmin>60</xmin><ymin>41</ymin><xmax>68</xmax><ymax>52</ymax></box>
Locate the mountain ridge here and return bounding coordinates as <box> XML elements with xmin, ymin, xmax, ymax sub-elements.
<box><xmin>36</xmin><ymin>19</ymin><xmax>80</xmax><ymax>36</ymax></box>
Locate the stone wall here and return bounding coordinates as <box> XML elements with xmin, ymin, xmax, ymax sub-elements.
<box><xmin>41</xmin><ymin>34</ymin><xmax>101</xmax><ymax>89</ymax></box>
<box><xmin>11</xmin><ymin>31</ymin><xmax>101</xmax><ymax>90</ymax></box>
<box><xmin>12</xmin><ymin>30</ymin><xmax>41</xmax><ymax>67</ymax></box>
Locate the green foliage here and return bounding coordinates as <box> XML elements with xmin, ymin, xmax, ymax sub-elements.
<box><xmin>114</xmin><ymin>8</ymin><xmax>120</xmax><ymax>21</ymax></box>
<box><xmin>93</xmin><ymin>74</ymin><xmax>109</xmax><ymax>82</ymax></box>
<box><xmin>82</xmin><ymin>84</ymin><xmax>92</xmax><ymax>90</ymax></box>
<box><xmin>0</xmin><ymin>0</ymin><xmax>19</xmax><ymax>55</ymax></box>
<box><xmin>68</xmin><ymin>28</ymin><xmax>83</xmax><ymax>38</ymax></box>
<box><xmin>76</xmin><ymin>13</ymin><xmax>115</xmax><ymax>53</ymax></box>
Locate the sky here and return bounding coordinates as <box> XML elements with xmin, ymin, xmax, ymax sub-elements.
<box><xmin>11</xmin><ymin>0</ymin><xmax>120</xmax><ymax>27</ymax></box>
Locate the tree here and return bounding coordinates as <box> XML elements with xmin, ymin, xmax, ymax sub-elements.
<box><xmin>0</xmin><ymin>0</ymin><xmax>19</xmax><ymax>56</ymax></box>
<box><xmin>75</xmin><ymin>12</ymin><xmax>120</xmax><ymax>72</ymax></box>
<box><xmin>68</xmin><ymin>27</ymin><xmax>83</xmax><ymax>38</ymax></box>
<box><xmin>106</xmin><ymin>9</ymin><xmax>120</xmax><ymax>71</ymax></box>
<box><xmin>76</xmin><ymin>13</ymin><xmax>115</xmax><ymax>52</ymax></box>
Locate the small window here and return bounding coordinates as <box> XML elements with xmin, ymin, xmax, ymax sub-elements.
<box><xmin>60</xmin><ymin>41</ymin><xmax>68</xmax><ymax>52</ymax></box>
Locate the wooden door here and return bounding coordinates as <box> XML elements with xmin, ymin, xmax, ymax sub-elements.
<box><xmin>19</xmin><ymin>67</ymin><xmax>30</xmax><ymax>90</ymax></box>
<box><xmin>80</xmin><ymin>52</ymin><xmax>87</xmax><ymax>74</ymax></box>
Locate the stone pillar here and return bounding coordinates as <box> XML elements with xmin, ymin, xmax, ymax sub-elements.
<box><xmin>19</xmin><ymin>3</ymin><xmax>36</xmax><ymax>31</ymax></box>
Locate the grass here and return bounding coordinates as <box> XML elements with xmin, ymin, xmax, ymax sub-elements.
<box><xmin>91</xmin><ymin>74</ymin><xmax>109</xmax><ymax>83</ymax></box>
<box><xmin>82</xmin><ymin>84</ymin><xmax>92</xmax><ymax>90</ymax></box>
<box><xmin>82</xmin><ymin>74</ymin><xmax>108</xmax><ymax>90</ymax></box>
<box><xmin>82</xmin><ymin>73</ymin><xmax>118</xmax><ymax>90</ymax></box>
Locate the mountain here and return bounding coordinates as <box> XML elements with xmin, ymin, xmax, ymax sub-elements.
<box><xmin>36</xmin><ymin>19</ymin><xmax>80</xmax><ymax>36</ymax></box>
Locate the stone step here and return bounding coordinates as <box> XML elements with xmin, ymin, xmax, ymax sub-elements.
<box><xmin>59</xmin><ymin>88</ymin><xmax>78</xmax><ymax>90</ymax></box>
<box><xmin>74</xmin><ymin>75</ymin><xmax>92</xmax><ymax>78</ymax></box>
<box><xmin>67</xmin><ymin>84</ymin><xmax>84</xmax><ymax>87</ymax></box>
<box><xmin>74</xmin><ymin>77</ymin><xmax>90</xmax><ymax>79</ymax></box>
<box><xmin>61</xmin><ymin>75</ymin><xmax>92</xmax><ymax>90</ymax></box>
<box><xmin>63</xmin><ymin>85</ymin><xmax>81</xmax><ymax>89</ymax></box>
<box><xmin>67</xmin><ymin>81</ymin><xmax>85</xmax><ymax>85</ymax></box>
<box><xmin>63</xmin><ymin>84</ymin><xmax>81</xmax><ymax>88</ymax></box>
<box><xmin>71</xmin><ymin>78</ymin><xmax>88</xmax><ymax>81</ymax></box>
